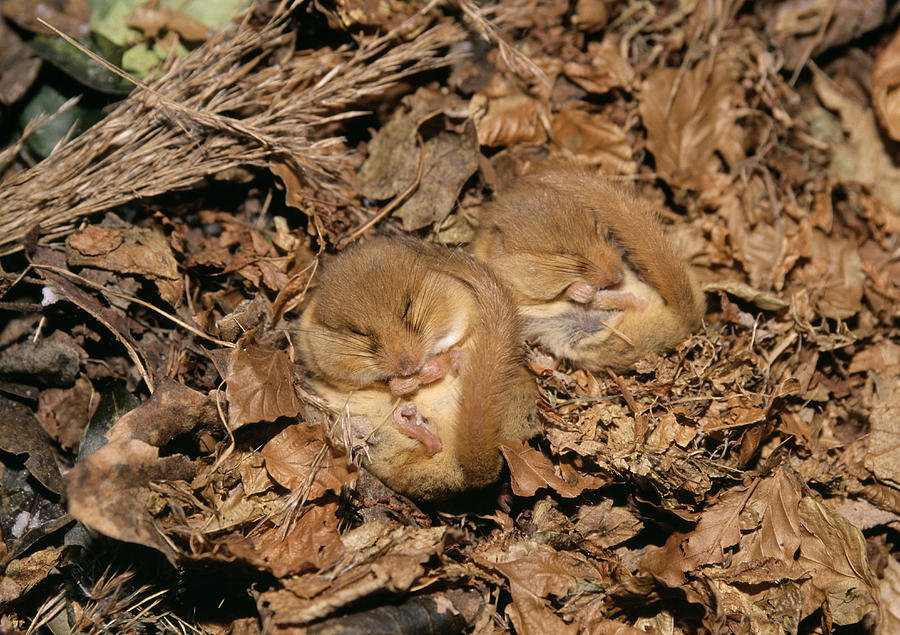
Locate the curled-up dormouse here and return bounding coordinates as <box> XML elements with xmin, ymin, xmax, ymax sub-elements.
<box><xmin>472</xmin><ymin>163</ymin><xmax>705</xmax><ymax>372</ymax></box>
<box><xmin>294</xmin><ymin>236</ymin><xmax>539</xmax><ymax>501</ymax></box>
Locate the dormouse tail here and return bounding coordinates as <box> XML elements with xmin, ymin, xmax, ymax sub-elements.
<box><xmin>534</xmin><ymin>165</ymin><xmax>705</xmax><ymax>330</ymax></box>
<box><xmin>430</xmin><ymin>249</ymin><xmax>525</xmax><ymax>486</ymax></box>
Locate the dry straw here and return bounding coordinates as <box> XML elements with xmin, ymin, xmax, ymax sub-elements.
<box><xmin>0</xmin><ymin>0</ymin><xmax>466</xmax><ymax>255</ymax></box>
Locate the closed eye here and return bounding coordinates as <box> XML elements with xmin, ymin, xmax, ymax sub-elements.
<box><xmin>348</xmin><ymin>326</ymin><xmax>370</xmax><ymax>337</ymax></box>
<box><xmin>401</xmin><ymin>297</ymin><xmax>412</xmax><ymax>320</ymax></box>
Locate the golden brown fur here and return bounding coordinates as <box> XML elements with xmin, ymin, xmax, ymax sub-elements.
<box><xmin>472</xmin><ymin>163</ymin><xmax>705</xmax><ymax>371</ymax></box>
<box><xmin>295</xmin><ymin>237</ymin><xmax>538</xmax><ymax>501</ymax></box>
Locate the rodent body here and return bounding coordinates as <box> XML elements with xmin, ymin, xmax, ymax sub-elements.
<box><xmin>295</xmin><ymin>237</ymin><xmax>539</xmax><ymax>501</ymax></box>
<box><xmin>472</xmin><ymin>163</ymin><xmax>705</xmax><ymax>371</ymax></box>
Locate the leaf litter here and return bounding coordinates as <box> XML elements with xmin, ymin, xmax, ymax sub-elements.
<box><xmin>0</xmin><ymin>0</ymin><xmax>899</xmax><ymax>633</ymax></box>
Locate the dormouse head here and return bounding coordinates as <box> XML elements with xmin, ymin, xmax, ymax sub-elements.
<box><xmin>300</xmin><ymin>238</ymin><xmax>474</xmax><ymax>389</ymax></box>
<box><xmin>480</xmin><ymin>180</ymin><xmax>624</xmax><ymax>302</ymax></box>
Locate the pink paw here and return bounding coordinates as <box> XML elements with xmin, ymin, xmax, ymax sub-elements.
<box><xmin>566</xmin><ymin>281</ymin><xmax>596</xmax><ymax>303</ymax></box>
<box><xmin>393</xmin><ymin>404</ymin><xmax>442</xmax><ymax>455</ymax></box>
<box><xmin>418</xmin><ymin>351</ymin><xmax>451</xmax><ymax>385</ymax></box>
<box><xmin>390</xmin><ymin>375</ymin><xmax>420</xmax><ymax>396</ymax></box>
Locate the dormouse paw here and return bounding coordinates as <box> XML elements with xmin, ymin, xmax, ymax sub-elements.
<box><xmin>389</xmin><ymin>351</ymin><xmax>455</xmax><ymax>396</ymax></box>
<box><xmin>566</xmin><ymin>281</ymin><xmax>597</xmax><ymax>303</ymax></box>
<box><xmin>417</xmin><ymin>350</ymin><xmax>452</xmax><ymax>385</ymax></box>
<box><xmin>393</xmin><ymin>403</ymin><xmax>442</xmax><ymax>456</ymax></box>
<box><xmin>389</xmin><ymin>375</ymin><xmax>420</xmax><ymax>396</ymax></box>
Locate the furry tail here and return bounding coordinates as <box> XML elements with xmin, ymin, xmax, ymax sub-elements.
<box><xmin>439</xmin><ymin>250</ymin><xmax>525</xmax><ymax>486</ymax></box>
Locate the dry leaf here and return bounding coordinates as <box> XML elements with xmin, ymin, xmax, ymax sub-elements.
<box><xmin>814</xmin><ymin>68</ymin><xmax>900</xmax><ymax>212</ymax></box>
<box><xmin>550</xmin><ymin>105</ymin><xmax>635</xmax><ymax>173</ymax></box>
<box><xmin>392</xmin><ymin>125</ymin><xmax>479</xmax><ymax>231</ymax></box>
<box><xmin>796</xmin><ymin>496</ymin><xmax>879</xmax><ymax>625</ymax></box>
<box><xmin>35</xmin><ymin>376</ymin><xmax>95</xmax><ymax>451</ymax></box>
<box><xmin>484</xmin><ymin>543</ymin><xmax>594</xmax><ymax>635</ymax></box>
<box><xmin>126</xmin><ymin>6</ymin><xmax>211</xmax><ymax>41</ymax></box>
<box><xmin>873</xmin><ymin>25</ymin><xmax>900</xmax><ymax>140</ymax></box>
<box><xmin>702</xmin><ymin>279</ymin><xmax>789</xmax><ymax>311</ymax></box>
<box><xmin>470</xmin><ymin>75</ymin><xmax>548</xmax><ymax>147</ymax></box>
<box><xmin>793</xmin><ymin>229</ymin><xmax>864</xmax><ymax>320</ymax></box>
<box><xmin>881</xmin><ymin>556</ymin><xmax>900</xmax><ymax>634</ymax></box>
<box><xmin>0</xmin><ymin>546</ymin><xmax>68</xmax><ymax>605</ymax></box>
<box><xmin>865</xmin><ymin>378</ymin><xmax>900</xmax><ymax>488</ymax></box>
<box><xmin>106</xmin><ymin>377</ymin><xmax>218</xmax><ymax>446</ymax></box>
<box><xmin>66</xmin><ymin>437</ymin><xmax>195</xmax><ymax>561</ymax></box>
<box><xmin>261</xmin><ymin>422</ymin><xmax>357</xmax><ymax>498</ymax></box>
<box><xmin>500</xmin><ymin>440</ymin><xmax>601</xmax><ymax>498</ymax></box>
<box><xmin>640</xmin><ymin>56</ymin><xmax>745</xmax><ymax>186</ymax></box>
<box><xmin>358</xmin><ymin>88</ymin><xmax>464</xmax><ymax>199</ymax></box>
<box><xmin>0</xmin><ymin>18</ymin><xmax>41</xmax><ymax>105</ymax></box>
<box><xmin>848</xmin><ymin>339</ymin><xmax>900</xmax><ymax>377</ymax></box>
<box><xmin>66</xmin><ymin>223</ymin><xmax>183</xmax><ymax>306</ymax></box>
<box><xmin>0</xmin><ymin>395</ymin><xmax>64</xmax><ymax>494</ymax></box>
<box><xmin>225</xmin><ymin>335</ymin><xmax>301</xmax><ymax>429</ymax></box>
<box><xmin>562</xmin><ymin>39</ymin><xmax>633</xmax><ymax>94</ymax></box>
<box><xmin>768</xmin><ymin>0</ymin><xmax>889</xmax><ymax>70</ymax></box>
<box><xmin>1</xmin><ymin>0</ymin><xmax>91</xmax><ymax>38</ymax></box>
<box><xmin>736</xmin><ymin>470</ymin><xmax>802</xmax><ymax>566</ymax></box>
<box><xmin>223</xmin><ymin>502</ymin><xmax>345</xmax><ymax>577</ymax></box>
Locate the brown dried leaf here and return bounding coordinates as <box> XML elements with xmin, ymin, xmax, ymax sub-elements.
<box><xmin>393</xmin><ymin>125</ymin><xmax>479</xmax><ymax>231</ymax></box>
<box><xmin>470</xmin><ymin>76</ymin><xmax>548</xmax><ymax>147</ymax></box>
<box><xmin>881</xmin><ymin>556</ymin><xmax>900</xmax><ymax>634</ymax></box>
<box><xmin>814</xmin><ymin>68</ymin><xmax>900</xmax><ymax>212</ymax></box>
<box><xmin>485</xmin><ymin>543</ymin><xmax>591</xmax><ymax>635</ymax></box>
<box><xmin>574</xmin><ymin>501</ymin><xmax>644</xmax><ymax>550</ymax></box>
<box><xmin>848</xmin><ymin>339</ymin><xmax>900</xmax><ymax>377</ymax></box>
<box><xmin>67</xmin><ymin>224</ymin><xmax>123</xmax><ymax>255</ymax></box>
<box><xmin>681</xmin><ymin>499</ymin><xmax>743</xmax><ymax>568</ymax></box>
<box><xmin>736</xmin><ymin>470</ymin><xmax>803</xmax><ymax>566</ymax></box>
<box><xmin>706</xmin><ymin>577</ymin><xmax>802</xmax><ymax>635</ymax></box>
<box><xmin>358</xmin><ymin>88</ymin><xmax>464</xmax><ymax>200</ymax></box>
<box><xmin>796</xmin><ymin>496</ymin><xmax>879</xmax><ymax>625</ymax></box>
<box><xmin>35</xmin><ymin>376</ymin><xmax>95</xmax><ymax>451</ymax></box>
<box><xmin>262</xmin><ymin>524</ymin><xmax>447</xmax><ymax>626</ymax></box>
<box><xmin>873</xmin><ymin>25</ymin><xmax>900</xmax><ymax>141</ymax></box>
<box><xmin>66</xmin><ymin>223</ymin><xmax>183</xmax><ymax>306</ymax></box>
<box><xmin>550</xmin><ymin>105</ymin><xmax>635</xmax><ymax>173</ymax></box>
<box><xmin>562</xmin><ymin>39</ymin><xmax>633</xmax><ymax>94</ymax></box>
<box><xmin>0</xmin><ymin>546</ymin><xmax>67</xmax><ymax>605</ymax></box>
<box><xmin>261</xmin><ymin>422</ymin><xmax>357</xmax><ymax>498</ymax></box>
<box><xmin>640</xmin><ymin>56</ymin><xmax>745</xmax><ymax>186</ymax></box>
<box><xmin>66</xmin><ymin>438</ymin><xmax>195</xmax><ymax>561</ymax></box>
<box><xmin>499</xmin><ymin>440</ymin><xmax>600</xmax><ymax>498</ymax></box>
<box><xmin>334</xmin><ymin>0</ymin><xmax>420</xmax><ymax>29</ymax></box>
<box><xmin>106</xmin><ymin>377</ymin><xmax>218</xmax><ymax>447</ymax></box>
<box><xmin>0</xmin><ymin>395</ymin><xmax>64</xmax><ymax>494</ymax></box>
<box><xmin>0</xmin><ymin>17</ymin><xmax>41</xmax><ymax>105</ymax></box>
<box><xmin>1</xmin><ymin>0</ymin><xmax>91</xmax><ymax>38</ymax></box>
<box><xmin>864</xmin><ymin>378</ymin><xmax>900</xmax><ymax>488</ymax></box>
<box><xmin>223</xmin><ymin>502</ymin><xmax>345</xmax><ymax>577</ymax></box>
<box><xmin>571</xmin><ymin>0</ymin><xmax>608</xmax><ymax>32</ymax></box>
<box><xmin>794</xmin><ymin>230</ymin><xmax>864</xmax><ymax>320</ymax></box>
<box><xmin>225</xmin><ymin>335</ymin><xmax>301</xmax><ymax>429</ymax></box>
<box><xmin>702</xmin><ymin>279</ymin><xmax>789</xmax><ymax>311</ymax></box>
<box><xmin>768</xmin><ymin>0</ymin><xmax>889</xmax><ymax>71</ymax></box>
<box><xmin>126</xmin><ymin>6</ymin><xmax>210</xmax><ymax>41</ymax></box>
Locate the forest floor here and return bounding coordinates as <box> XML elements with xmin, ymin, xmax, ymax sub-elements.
<box><xmin>1</xmin><ymin>0</ymin><xmax>899</xmax><ymax>633</ymax></box>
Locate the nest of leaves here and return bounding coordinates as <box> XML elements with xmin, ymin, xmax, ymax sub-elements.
<box><xmin>1</xmin><ymin>0</ymin><xmax>900</xmax><ymax>633</ymax></box>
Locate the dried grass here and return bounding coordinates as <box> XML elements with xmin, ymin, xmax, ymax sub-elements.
<box><xmin>0</xmin><ymin>1</ymin><xmax>466</xmax><ymax>255</ymax></box>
